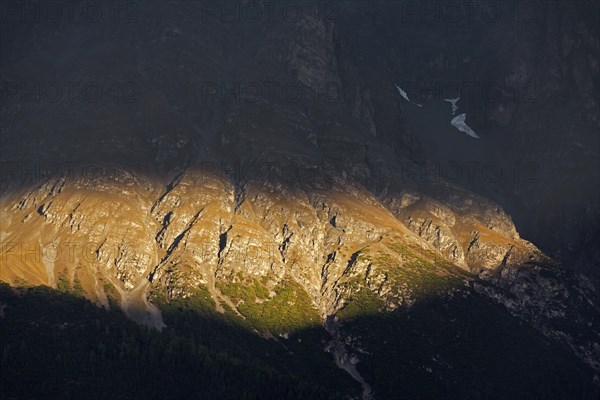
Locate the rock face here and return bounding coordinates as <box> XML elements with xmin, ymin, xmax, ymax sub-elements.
<box><xmin>0</xmin><ymin>1</ymin><xmax>599</xmax><ymax>398</ymax></box>
<box><xmin>0</xmin><ymin>166</ymin><xmax>529</xmax><ymax>317</ymax></box>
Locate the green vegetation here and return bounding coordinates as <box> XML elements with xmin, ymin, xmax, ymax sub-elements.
<box><xmin>218</xmin><ymin>274</ymin><xmax>270</xmax><ymax>301</ymax></box>
<box><xmin>55</xmin><ymin>271</ymin><xmax>86</xmax><ymax>298</ymax></box>
<box><xmin>218</xmin><ymin>277</ymin><xmax>321</xmax><ymax>334</ymax></box>
<box><xmin>56</xmin><ymin>271</ymin><xmax>71</xmax><ymax>292</ymax></box>
<box><xmin>336</xmin><ymin>286</ymin><xmax>384</xmax><ymax>320</ymax></box>
<box><xmin>335</xmin><ymin>242</ymin><xmax>464</xmax><ymax>323</ymax></box>
<box><xmin>373</xmin><ymin>242</ymin><xmax>463</xmax><ymax>298</ymax></box>
<box><xmin>151</xmin><ymin>284</ymin><xmax>217</xmax><ymax>316</ymax></box>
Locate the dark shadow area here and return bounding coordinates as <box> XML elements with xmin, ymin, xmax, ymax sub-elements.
<box><xmin>0</xmin><ymin>282</ymin><xmax>358</xmax><ymax>400</ymax></box>
<box><xmin>1</xmin><ymin>282</ymin><xmax>597</xmax><ymax>400</ymax></box>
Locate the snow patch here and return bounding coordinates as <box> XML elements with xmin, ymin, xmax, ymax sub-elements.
<box><xmin>395</xmin><ymin>84</ymin><xmax>422</xmax><ymax>107</ymax></box>
<box><xmin>444</xmin><ymin>97</ymin><xmax>460</xmax><ymax>115</ymax></box>
<box><xmin>451</xmin><ymin>113</ymin><xmax>479</xmax><ymax>139</ymax></box>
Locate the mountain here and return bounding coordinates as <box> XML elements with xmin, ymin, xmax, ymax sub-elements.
<box><xmin>1</xmin><ymin>1</ymin><xmax>599</xmax><ymax>399</ymax></box>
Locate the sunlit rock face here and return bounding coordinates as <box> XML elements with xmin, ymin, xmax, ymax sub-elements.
<box><xmin>0</xmin><ymin>1</ymin><xmax>599</xmax><ymax>397</ymax></box>
<box><xmin>1</xmin><ymin>166</ymin><xmax>530</xmax><ymax>315</ymax></box>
